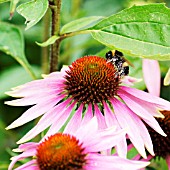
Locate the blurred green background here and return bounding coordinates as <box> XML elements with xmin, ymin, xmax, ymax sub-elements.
<box><xmin>0</xmin><ymin>0</ymin><xmax>170</xmax><ymax>169</ymax></box>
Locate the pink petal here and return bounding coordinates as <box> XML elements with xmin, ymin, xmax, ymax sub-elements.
<box><xmin>81</xmin><ymin>103</ymin><xmax>93</xmax><ymax>126</ymax></box>
<box><xmin>103</xmin><ymin>101</ymin><xmax>128</xmax><ymax>158</ymax></box>
<box><xmin>111</xmin><ymin>98</ymin><xmax>147</xmax><ymax>158</ymax></box>
<box><xmin>132</xmin><ymin>98</ymin><xmax>164</xmax><ymax>118</ymax></box>
<box><xmin>64</xmin><ymin>104</ymin><xmax>83</xmax><ymax>134</ymax></box>
<box><xmin>114</xmin><ymin>137</ymin><xmax>127</xmax><ymax>158</ymax></box>
<box><xmin>8</xmin><ymin>149</ymin><xmax>36</xmax><ymax>170</ymax></box>
<box><xmin>8</xmin><ymin>78</ymin><xmax>65</xmax><ymax>97</ymax></box>
<box><xmin>15</xmin><ymin>160</ymin><xmax>38</xmax><ymax>170</ymax></box>
<box><xmin>122</xmin><ymin>76</ymin><xmax>142</xmax><ymax>86</ymax></box>
<box><xmin>41</xmin><ymin>101</ymin><xmax>76</xmax><ymax>140</ymax></box>
<box><xmin>85</xmin><ymin>154</ymin><xmax>150</xmax><ymax>170</ymax></box>
<box><xmin>123</xmin><ymin>108</ymin><xmax>154</xmax><ymax>156</ymax></box>
<box><xmin>5</xmin><ymin>92</ymin><xmax>63</xmax><ymax>106</ymax></box>
<box><xmin>75</xmin><ymin>117</ymin><xmax>98</xmax><ymax>144</ymax></box>
<box><xmin>129</xmin><ymin>115</ymin><xmax>154</xmax><ymax>156</ymax></box>
<box><xmin>85</xmin><ymin>128</ymin><xmax>126</xmax><ymax>153</ymax></box>
<box><xmin>94</xmin><ymin>103</ymin><xmax>107</xmax><ymax>129</ymax></box>
<box><xmin>119</xmin><ymin>89</ymin><xmax>164</xmax><ymax>118</ymax></box>
<box><xmin>103</xmin><ymin>101</ymin><xmax>119</xmax><ymax>128</ymax></box>
<box><xmin>120</xmin><ymin>86</ymin><xmax>170</xmax><ymax>110</ymax></box>
<box><xmin>6</xmin><ymin>95</ymin><xmax>65</xmax><ymax>130</ymax></box>
<box><xmin>17</xmin><ymin>143</ymin><xmax>38</xmax><ymax>151</ymax></box>
<box><xmin>142</xmin><ymin>59</ymin><xmax>160</xmax><ymax>97</ymax></box>
<box><xmin>118</xmin><ymin>90</ymin><xmax>166</xmax><ymax>136</ymax></box>
<box><xmin>17</xmin><ymin>98</ymin><xmax>72</xmax><ymax>144</ymax></box>
<box><xmin>17</xmin><ymin>109</ymin><xmax>56</xmax><ymax>144</ymax></box>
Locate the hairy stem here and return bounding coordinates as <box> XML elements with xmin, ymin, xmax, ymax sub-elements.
<box><xmin>49</xmin><ymin>0</ymin><xmax>62</xmax><ymax>72</ymax></box>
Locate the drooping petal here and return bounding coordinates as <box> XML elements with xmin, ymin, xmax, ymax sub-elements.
<box><xmin>85</xmin><ymin>154</ymin><xmax>150</xmax><ymax>170</ymax></box>
<box><xmin>64</xmin><ymin>104</ymin><xmax>84</xmax><ymax>134</ymax></box>
<box><xmin>7</xmin><ymin>77</ymin><xmax>65</xmax><ymax>97</ymax></box>
<box><xmin>128</xmin><ymin>112</ymin><xmax>154</xmax><ymax>156</ymax></box>
<box><xmin>6</xmin><ymin>94</ymin><xmax>65</xmax><ymax>130</ymax></box>
<box><xmin>119</xmin><ymin>106</ymin><xmax>154</xmax><ymax>156</ymax></box>
<box><xmin>17</xmin><ymin>98</ymin><xmax>72</xmax><ymax>144</ymax></box>
<box><xmin>16</xmin><ymin>142</ymin><xmax>38</xmax><ymax>152</ymax></box>
<box><xmin>81</xmin><ymin>103</ymin><xmax>93</xmax><ymax>126</ymax></box>
<box><xmin>94</xmin><ymin>103</ymin><xmax>107</xmax><ymax>129</ymax></box>
<box><xmin>119</xmin><ymin>89</ymin><xmax>164</xmax><ymax>118</ymax></box>
<box><xmin>120</xmin><ymin>86</ymin><xmax>170</xmax><ymax>110</ymax></box>
<box><xmin>85</xmin><ymin>128</ymin><xmax>126</xmax><ymax>153</ymax></box>
<box><xmin>103</xmin><ymin>101</ymin><xmax>119</xmax><ymax>128</ymax></box>
<box><xmin>15</xmin><ymin>160</ymin><xmax>38</xmax><ymax>170</ymax></box>
<box><xmin>142</xmin><ymin>59</ymin><xmax>160</xmax><ymax>97</ymax></box>
<box><xmin>8</xmin><ymin>149</ymin><xmax>36</xmax><ymax>170</ymax></box>
<box><xmin>5</xmin><ymin>92</ymin><xmax>63</xmax><ymax>106</ymax></box>
<box><xmin>41</xmin><ymin>101</ymin><xmax>76</xmax><ymax>140</ymax></box>
<box><xmin>114</xmin><ymin>137</ymin><xmax>127</xmax><ymax>159</ymax></box>
<box><xmin>75</xmin><ymin>116</ymin><xmax>98</xmax><ymax>144</ymax></box>
<box><xmin>118</xmin><ymin>89</ymin><xmax>166</xmax><ymax>136</ymax></box>
<box><xmin>111</xmin><ymin>98</ymin><xmax>147</xmax><ymax>158</ymax></box>
<box><xmin>103</xmin><ymin>101</ymin><xmax>127</xmax><ymax>158</ymax></box>
<box><xmin>16</xmin><ymin>109</ymin><xmax>56</xmax><ymax>144</ymax></box>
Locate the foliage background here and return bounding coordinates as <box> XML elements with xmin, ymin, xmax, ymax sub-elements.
<box><xmin>0</xmin><ymin>0</ymin><xmax>170</xmax><ymax>169</ymax></box>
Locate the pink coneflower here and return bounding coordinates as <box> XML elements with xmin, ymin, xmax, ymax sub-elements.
<box><xmin>6</xmin><ymin>55</ymin><xmax>170</xmax><ymax>158</ymax></box>
<box><xmin>8</xmin><ymin>117</ymin><xmax>150</xmax><ymax>170</ymax></box>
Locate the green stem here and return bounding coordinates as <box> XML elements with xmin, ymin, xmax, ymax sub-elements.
<box><xmin>42</xmin><ymin>9</ymin><xmax>50</xmax><ymax>74</ymax></box>
<box><xmin>49</xmin><ymin>0</ymin><xmax>62</xmax><ymax>72</ymax></box>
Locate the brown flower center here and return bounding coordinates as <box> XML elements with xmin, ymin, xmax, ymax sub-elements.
<box><xmin>64</xmin><ymin>56</ymin><xmax>120</xmax><ymax>104</ymax></box>
<box><xmin>148</xmin><ymin>110</ymin><xmax>170</xmax><ymax>158</ymax></box>
<box><xmin>36</xmin><ymin>133</ymin><xmax>86</xmax><ymax>170</ymax></box>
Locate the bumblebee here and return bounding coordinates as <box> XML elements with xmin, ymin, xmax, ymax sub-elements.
<box><xmin>105</xmin><ymin>50</ymin><xmax>131</xmax><ymax>77</ymax></box>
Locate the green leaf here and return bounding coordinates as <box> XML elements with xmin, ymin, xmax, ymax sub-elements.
<box><xmin>0</xmin><ymin>66</ymin><xmax>41</xmax><ymax>99</ymax></box>
<box><xmin>0</xmin><ymin>0</ymin><xmax>9</xmax><ymax>4</ymax></box>
<box><xmin>90</xmin><ymin>3</ymin><xmax>170</xmax><ymax>61</ymax></box>
<box><xmin>36</xmin><ymin>35</ymin><xmax>59</xmax><ymax>47</ymax></box>
<box><xmin>16</xmin><ymin>0</ymin><xmax>48</xmax><ymax>30</ymax></box>
<box><xmin>0</xmin><ymin>22</ymin><xmax>36</xmax><ymax>79</ymax></box>
<box><xmin>61</xmin><ymin>16</ymin><xmax>103</xmax><ymax>34</ymax></box>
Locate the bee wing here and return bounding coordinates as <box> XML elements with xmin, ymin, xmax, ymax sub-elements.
<box><xmin>123</xmin><ymin>57</ymin><xmax>135</xmax><ymax>67</ymax></box>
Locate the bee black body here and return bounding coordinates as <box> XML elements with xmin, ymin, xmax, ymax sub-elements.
<box><xmin>105</xmin><ymin>50</ymin><xmax>129</xmax><ymax>77</ymax></box>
